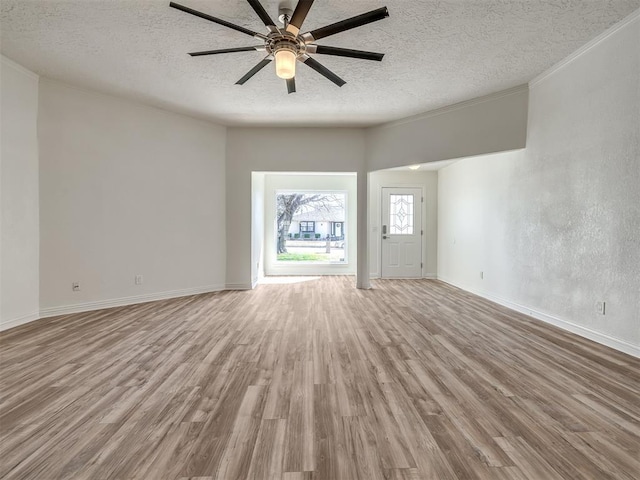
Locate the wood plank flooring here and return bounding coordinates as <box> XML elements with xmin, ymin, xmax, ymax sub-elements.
<box><xmin>1</xmin><ymin>277</ymin><xmax>639</xmax><ymax>480</ymax></box>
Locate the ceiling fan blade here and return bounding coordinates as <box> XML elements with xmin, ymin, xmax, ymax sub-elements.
<box><xmin>286</xmin><ymin>0</ymin><xmax>315</xmax><ymax>35</ymax></box>
<box><xmin>301</xmin><ymin>56</ymin><xmax>346</xmax><ymax>87</ymax></box>
<box><xmin>302</xmin><ymin>6</ymin><xmax>389</xmax><ymax>42</ymax></box>
<box><xmin>308</xmin><ymin>45</ymin><xmax>384</xmax><ymax>61</ymax></box>
<box><xmin>170</xmin><ymin>2</ymin><xmax>265</xmax><ymax>39</ymax></box>
<box><xmin>287</xmin><ymin>78</ymin><xmax>296</xmax><ymax>94</ymax></box>
<box><xmin>236</xmin><ymin>56</ymin><xmax>273</xmax><ymax>85</ymax></box>
<box><xmin>188</xmin><ymin>46</ymin><xmax>262</xmax><ymax>57</ymax></box>
<box><xmin>247</xmin><ymin>0</ymin><xmax>276</xmax><ymax>27</ymax></box>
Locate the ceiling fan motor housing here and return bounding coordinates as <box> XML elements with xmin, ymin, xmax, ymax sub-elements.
<box><xmin>268</xmin><ymin>36</ymin><xmax>301</xmax><ymax>57</ymax></box>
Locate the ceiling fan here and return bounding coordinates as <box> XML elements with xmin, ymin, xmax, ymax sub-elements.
<box><xmin>169</xmin><ymin>0</ymin><xmax>389</xmax><ymax>93</ymax></box>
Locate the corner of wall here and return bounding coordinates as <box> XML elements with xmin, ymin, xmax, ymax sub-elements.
<box><xmin>1</xmin><ymin>55</ymin><xmax>40</xmax><ymax>330</ymax></box>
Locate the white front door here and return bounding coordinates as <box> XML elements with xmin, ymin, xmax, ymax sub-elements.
<box><xmin>381</xmin><ymin>187</ymin><xmax>422</xmax><ymax>278</ymax></box>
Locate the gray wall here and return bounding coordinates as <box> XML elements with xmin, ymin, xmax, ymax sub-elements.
<box><xmin>0</xmin><ymin>56</ymin><xmax>40</xmax><ymax>329</ymax></box>
<box><xmin>38</xmin><ymin>79</ymin><xmax>227</xmax><ymax>314</ymax></box>
<box><xmin>366</xmin><ymin>86</ymin><xmax>528</xmax><ymax>172</ymax></box>
<box><xmin>438</xmin><ymin>15</ymin><xmax>640</xmax><ymax>355</ymax></box>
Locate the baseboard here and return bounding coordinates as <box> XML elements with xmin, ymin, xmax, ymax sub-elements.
<box><xmin>39</xmin><ymin>284</ymin><xmax>226</xmax><ymax>319</ymax></box>
<box><xmin>225</xmin><ymin>283</ymin><xmax>254</xmax><ymax>291</ymax></box>
<box><xmin>0</xmin><ymin>311</ymin><xmax>40</xmax><ymax>332</ymax></box>
<box><xmin>370</xmin><ymin>273</ymin><xmax>436</xmax><ymax>280</ymax></box>
<box><xmin>438</xmin><ymin>277</ymin><xmax>640</xmax><ymax>359</ymax></box>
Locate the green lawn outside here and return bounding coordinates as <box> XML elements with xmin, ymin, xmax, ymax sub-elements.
<box><xmin>277</xmin><ymin>252</ymin><xmax>331</xmax><ymax>262</ymax></box>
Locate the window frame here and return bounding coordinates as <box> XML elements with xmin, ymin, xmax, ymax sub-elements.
<box><xmin>299</xmin><ymin>221</ymin><xmax>315</xmax><ymax>233</ymax></box>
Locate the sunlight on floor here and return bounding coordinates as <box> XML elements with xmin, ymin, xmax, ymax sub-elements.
<box><xmin>258</xmin><ymin>276</ymin><xmax>321</xmax><ymax>285</ymax></box>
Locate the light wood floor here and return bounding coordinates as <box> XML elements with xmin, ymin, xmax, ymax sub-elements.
<box><xmin>1</xmin><ymin>277</ymin><xmax>639</xmax><ymax>480</ymax></box>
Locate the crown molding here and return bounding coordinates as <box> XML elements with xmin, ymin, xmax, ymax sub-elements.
<box><xmin>38</xmin><ymin>77</ymin><xmax>227</xmax><ymax>130</ymax></box>
<box><xmin>1</xmin><ymin>55</ymin><xmax>39</xmax><ymax>80</ymax></box>
<box><xmin>530</xmin><ymin>8</ymin><xmax>640</xmax><ymax>88</ymax></box>
<box><xmin>373</xmin><ymin>84</ymin><xmax>529</xmax><ymax>131</ymax></box>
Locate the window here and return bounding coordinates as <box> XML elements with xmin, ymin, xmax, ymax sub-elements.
<box><xmin>276</xmin><ymin>191</ymin><xmax>347</xmax><ymax>264</ymax></box>
<box><xmin>389</xmin><ymin>194</ymin><xmax>414</xmax><ymax>234</ymax></box>
<box><xmin>299</xmin><ymin>221</ymin><xmax>315</xmax><ymax>233</ymax></box>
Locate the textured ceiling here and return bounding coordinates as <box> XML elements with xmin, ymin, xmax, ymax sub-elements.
<box><xmin>2</xmin><ymin>1</ymin><xmax>639</xmax><ymax>126</ymax></box>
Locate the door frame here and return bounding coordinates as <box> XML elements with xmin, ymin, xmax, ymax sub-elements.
<box><xmin>379</xmin><ymin>184</ymin><xmax>426</xmax><ymax>279</ymax></box>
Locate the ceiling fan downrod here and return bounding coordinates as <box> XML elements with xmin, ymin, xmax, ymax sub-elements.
<box><xmin>278</xmin><ymin>6</ymin><xmax>293</xmax><ymax>28</ymax></box>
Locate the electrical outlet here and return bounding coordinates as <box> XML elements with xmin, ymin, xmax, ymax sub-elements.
<box><xmin>135</xmin><ymin>275</ymin><xmax>143</xmax><ymax>285</ymax></box>
<box><xmin>596</xmin><ymin>301</ymin><xmax>606</xmax><ymax>315</ymax></box>
<box><xmin>72</xmin><ymin>282</ymin><xmax>80</xmax><ymax>292</ymax></box>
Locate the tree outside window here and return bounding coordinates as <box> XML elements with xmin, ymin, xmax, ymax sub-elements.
<box><xmin>276</xmin><ymin>192</ymin><xmax>346</xmax><ymax>263</ymax></box>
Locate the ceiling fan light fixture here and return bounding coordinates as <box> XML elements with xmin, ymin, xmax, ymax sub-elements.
<box><xmin>170</xmin><ymin>1</ymin><xmax>389</xmax><ymax>91</ymax></box>
<box><xmin>274</xmin><ymin>46</ymin><xmax>297</xmax><ymax>79</ymax></box>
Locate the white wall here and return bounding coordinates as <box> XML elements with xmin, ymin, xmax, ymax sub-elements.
<box><xmin>369</xmin><ymin>170</ymin><xmax>438</xmax><ymax>278</ymax></box>
<box><xmin>251</xmin><ymin>172</ymin><xmax>265</xmax><ymax>286</ymax></box>
<box><xmin>438</xmin><ymin>150</ymin><xmax>524</xmax><ymax>291</ymax></box>
<box><xmin>227</xmin><ymin>128</ymin><xmax>367</xmax><ymax>289</ymax></box>
<box><xmin>263</xmin><ymin>173</ymin><xmax>357</xmax><ymax>276</ymax></box>
<box><xmin>366</xmin><ymin>86</ymin><xmax>528</xmax><ymax>172</ymax></box>
<box><xmin>0</xmin><ymin>56</ymin><xmax>40</xmax><ymax>330</ymax></box>
<box><xmin>438</xmin><ymin>13</ymin><xmax>640</xmax><ymax>356</ymax></box>
<box><xmin>38</xmin><ymin>79</ymin><xmax>227</xmax><ymax>314</ymax></box>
